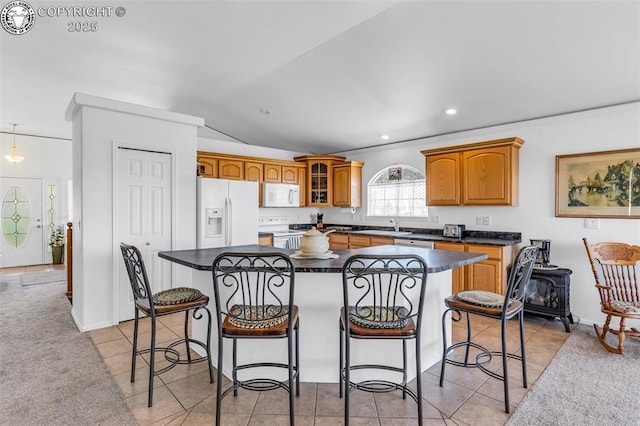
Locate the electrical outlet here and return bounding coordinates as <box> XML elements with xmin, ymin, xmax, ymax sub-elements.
<box><xmin>482</xmin><ymin>216</ymin><xmax>491</xmax><ymax>226</ymax></box>
<box><xmin>476</xmin><ymin>216</ymin><xmax>483</xmax><ymax>225</ymax></box>
<box><xmin>430</xmin><ymin>215</ymin><xmax>439</xmax><ymax>223</ymax></box>
<box><xmin>585</xmin><ymin>218</ymin><xmax>600</xmax><ymax>229</ymax></box>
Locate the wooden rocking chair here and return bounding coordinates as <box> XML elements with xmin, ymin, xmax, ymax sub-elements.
<box><xmin>583</xmin><ymin>238</ymin><xmax>640</xmax><ymax>354</ymax></box>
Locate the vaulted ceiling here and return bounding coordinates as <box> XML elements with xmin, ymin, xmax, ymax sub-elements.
<box><xmin>1</xmin><ymin>1</ymin><xmax>639</xmax><ymax>154</ymax></box>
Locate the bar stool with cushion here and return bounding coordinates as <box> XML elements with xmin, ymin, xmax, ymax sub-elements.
<box><xmin>340</xmin><ymin>254</ymin><xmax>428</xmax><ymax>426</ymax></box>
<box><xmin>120</xmin><ymin>243</ymin><xmax>214</xmax><ymax>407</ymax></box>
<box><xmin>211</xmin><ymin>252</ymin><xmax>299</xmax><ymax>426</ymax></box>
<box><xmin>439</xmin><ymin>245</ymin><xmax>538</xmax><ymax>413</ymax></box>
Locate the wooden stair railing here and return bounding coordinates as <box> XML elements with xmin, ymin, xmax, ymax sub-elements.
<box><xmin>66</xmin><ymin>222</ymin><xmax>73</xmax><ymax>300</ymax></box>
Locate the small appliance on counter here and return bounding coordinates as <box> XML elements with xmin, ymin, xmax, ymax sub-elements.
<box><xmin>316</xmin><ymin>213</ymin><xmax>324</xmax><ymax>229</ymax></box>
<box><xmin>530</xmin><ymin>239</ymin><xmax>555</xmax><ymax>269</ymax></box>
<box><xmin>442</xmin><ymin>224</ymin><xmax>465</xmax><ymax>239</ymax></box>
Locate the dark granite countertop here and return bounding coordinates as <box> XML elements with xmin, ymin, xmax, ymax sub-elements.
<box><xmin>159</xmin><ymin>244</ymin><xmax>487</xmax><ymax>273</ymax></box>
<box><xmin>259</xmin><ymin>225</ymin><xmax>521</xmax><ymax>247</ymax></box>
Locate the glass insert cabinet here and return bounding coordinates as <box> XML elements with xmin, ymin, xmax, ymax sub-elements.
<box><xmin>310</xmin><ymin>161</ymin><xmax>329</xmax><ymax>205</ymax></box>
<box><xmin>294</xmin><ymin>154</ymin><xmax>349</xmax><ymax>207</ymax></box>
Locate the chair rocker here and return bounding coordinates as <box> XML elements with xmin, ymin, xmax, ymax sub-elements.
<box><xmin>583</xmin><ymin>238</ymin><xmax>640</xmax><ymax>354</ymax></box>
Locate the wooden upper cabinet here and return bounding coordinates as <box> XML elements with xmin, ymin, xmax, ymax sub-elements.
<box><xmin>422</xmin><ymin>137</ymin><xmax>523</xmax><ymax>206</ymax></box>
<box><xmin>281</xmin><ymin>165</ymin><xmax>299</xmax><ymax>184</ymax></box>
<box><xmin>244</xmin><ymin>162</ymin><xmax>263</xmax><ymax>182</ymax></box>
<box><xmin>295</xmin><ymin>155</ymin><xmax>347</xmax><ymax>207</ymax></box>
<box><xmin>333</xmin><ymin>161</ymin><xmax>363</xmax><ymax>207</ymax></box>
<box><xmin>245</xmin><ymin>161</ymin><xmax>264</xmax><ymax>205</ymax></box>
<box><xmin>298</xmin><ymin>167</ymin><xmax>306</xmax><ymax>207</ymax></box>
<box><xmin>462</xmin><ymin>145</ymin><xmax>517</xmax><ymax>205</ymax></box>
<box><xmin>219</xmin><ymin>159</ymin><xmax>244</xmax><ymax>180</ymax></box>
<box><xmin>426</xmin><ymin>153</ymin><xmax>459</xmax><ymax>205</ymax></box>
<box><xmin>198</xmin><ymin>151</ymin><xmax>360</xmax><ymax>208</ymax></box>
<box><xmin>197</xmin><ymin>156</ymin><xmax>218</xmax><ymax>178</ymax></box>
<box><xmin>264</xmin><ymin>163</ymin><xmax>281</xmax><ymax>183</ymax></box>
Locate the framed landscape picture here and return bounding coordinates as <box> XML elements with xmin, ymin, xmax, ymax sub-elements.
<box><xmin>555</xmin><ymin>148</ymin><xmax>640</xmax><ymax>218</ymax></box>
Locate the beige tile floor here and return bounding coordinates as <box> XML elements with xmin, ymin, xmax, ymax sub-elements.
<box><xmin>2</xmin><ymin>265</ymin><xmax>571</xmax><ymax>425</ymax></box>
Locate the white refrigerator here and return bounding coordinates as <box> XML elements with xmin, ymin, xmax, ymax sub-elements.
<box><xmin>196</xmin><ymin>177</ymin><xmax>258</xmax><ymax>248</ymax></box>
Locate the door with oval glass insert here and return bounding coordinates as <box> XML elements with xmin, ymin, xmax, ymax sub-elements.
<box><xmin>1</xmin><ymin>178</ymin><xmax>43</xmax><ymax>267</ymax></box>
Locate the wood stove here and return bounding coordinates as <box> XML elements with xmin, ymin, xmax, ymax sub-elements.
<box><xmin>524</xmin><ymin>267</ymin><xmax>574</xmax><ymax>332</ymax></box>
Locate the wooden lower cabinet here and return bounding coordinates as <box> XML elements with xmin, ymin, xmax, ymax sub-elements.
<box><xmin>328</xmin><ymin>234</ymin><xmax>395</xmax><ymax>250</ymax></box>
<box><xmin>369</xmin><ymin>237</ymin><xmax>394</xmax><ymax>247</ymax></box>
<box><xmin>329</xmin><ymin>233</ymin><xmax>349</xmax><ymax>250</ymax></box>
<box><xmin>434</xmin><ymin>242</ymin><xmax>513</xmax><ymax>295</ymax></box>
<box><xmin>258</xmin><ymin>235</ymin><xmax>273</xmax><ymax>246</ymax></box>
<box><xmin>348</xmin><ymin>235</ymin><xmax>370</xmax><ymax>249</ymax></box>
<box><xmin>434</xmin><ymin>242</ymin><xmax>466</xmax><ymax>294</ymax></box>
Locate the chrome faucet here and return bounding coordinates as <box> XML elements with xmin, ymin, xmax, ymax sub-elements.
<box><xmin>389</xmin><ymin>218</ymin><xmax>399</xmax><ymax>232</ymax></box>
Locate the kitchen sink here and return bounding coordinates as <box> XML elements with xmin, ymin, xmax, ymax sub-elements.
<box><xmin>351</xmin><ymin>230</ymin><xmax>413</xmax><ymax>237</ymax></box>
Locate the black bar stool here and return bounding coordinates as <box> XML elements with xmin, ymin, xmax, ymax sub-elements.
<box><xmin>439</xmin><ymin>245</ymin><xmax>538</xmax><ymax>413</ymax></box>
<box><xmin>340</xmin><ymin>254</ymin><xmax>428</xmax><ymax>426</ymax></box>
<box><xmin>120</xmin><ymin>243</ymin><xmax>214</xmax><ymax>407</ymax></box>
<box><xmin>211</xmin><ymin>252</ymin><xmax>299</xmax><ymax>426</ymax></box>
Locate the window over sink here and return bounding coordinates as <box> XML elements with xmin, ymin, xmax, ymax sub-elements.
<box><xmin>367</xmin><ymin>165</ymin><xmax>427</xmax><ymax>217</ymax></box>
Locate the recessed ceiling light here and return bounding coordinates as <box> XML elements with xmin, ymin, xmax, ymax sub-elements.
<box><xmin>444</xmin><ymin>108</ymin><xmax>457</xmax><ymax>115</ymax></box>
<box><xmin>259</xmin><ymin>108</ymin><xmax>271</xmax><ymax>115</ymax></box>
<box><xmin>380</xmin><ymin>134</ymin><xmax>390</xmax><ymax>140</ymax></box>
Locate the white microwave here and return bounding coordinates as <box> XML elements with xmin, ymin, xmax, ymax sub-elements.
<box><xmin>262</xmin><ymin>183</ymin><xmax>300</xmax><ymax>207</ymax></box>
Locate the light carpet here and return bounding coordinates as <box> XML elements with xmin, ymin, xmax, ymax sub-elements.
<box><xmin>0</xmin><ymin>278</ymin><xmax>138</xmax><ymax>425</ymax></box>
<box><xmin>20</xmin><ymin>269</ymin><xmax>67</xmax><ymax>286</ymax></box>
<box><xmin>507</xmin><ymin>323</ymin><xmax>640</xmax><ymax>426</ymax></box>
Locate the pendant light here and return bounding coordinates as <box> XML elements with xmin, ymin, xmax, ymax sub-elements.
<box><xmin>5</xmin><ymin>123</ymin><xmax>24</xmax><ymax>164</ymax></box>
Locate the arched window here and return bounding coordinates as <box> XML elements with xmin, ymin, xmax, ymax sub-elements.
<box><xmin>367</xmin><ymin>165</ymin><xmax>428</xmax><ymax>217</ymax></box>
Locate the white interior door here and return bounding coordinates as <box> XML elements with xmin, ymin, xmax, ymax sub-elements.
<box><xmin>0</xmin><ymin>177</ymin><xmax>44</xmax><ymax>267</ymax></box>
<box><xmin>116</xmin><ymin>148</ymin><xmax>172</xmax><ymax>322</ymax></box>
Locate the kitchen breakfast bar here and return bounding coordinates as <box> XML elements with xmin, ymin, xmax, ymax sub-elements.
<box><xmin>158</xmin><ymin>244</ymin><xmax>487</xmax><ymax>383</ymax></box>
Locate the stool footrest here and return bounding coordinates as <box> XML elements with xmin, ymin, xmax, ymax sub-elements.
<box><xmin>135</xmin><ymin>337</ymin><xmax>211</xmax><ymax>376</ymax></box>
<box><xmin>442</xmin><ymin>341</ymin><xmax>492</xmax><ymax>369</ymax></box>
<box><xmin>476</xmin><ymin>350</ymin><xmax>523</xmax><ymax>382</ymax></box>
<box><xmin>347</xmin><ymin>379</ymin><xmax>419</xmax><ymax>403</ymax></box>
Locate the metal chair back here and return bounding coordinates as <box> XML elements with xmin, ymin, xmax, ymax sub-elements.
<box><xmin>120</xmin><ymin>242</ymin><xmax>154</xmax><ymax>307</ymax></box>
<box><xmin>211</xmin><ymin>252</ymin><xmax>296</xmax><ymax>333</ymax></box>
<box><xmin>342</xmin><ymin>254</ymin><xmax>428</xmax><ymax>332</ymax></box>
<box><xmin>503</xmin><ymin>245</ymin><xmax>538</xmax><ymax>315</ymax></box>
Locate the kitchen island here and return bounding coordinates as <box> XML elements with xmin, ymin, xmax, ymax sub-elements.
<box><xmin>159</xmin><ymin>244</ymin><xmax>487</xmax><ymax>383</ymax></box>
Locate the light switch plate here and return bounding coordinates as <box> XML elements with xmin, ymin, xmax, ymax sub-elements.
<box><xmin>585</xmin><ymin>218</ymin><xmax>600</xmax><ymax>229</ymax></box>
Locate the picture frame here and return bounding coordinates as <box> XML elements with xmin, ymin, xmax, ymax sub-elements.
<box><xmin>555</xmin><ymin>148</ymin><xmax>640</xmax><ymax>218</ymax></box>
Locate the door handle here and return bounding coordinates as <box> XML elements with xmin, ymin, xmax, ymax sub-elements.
<box><xmin>145</xmin><ymin>242</ymin><xmax>150</xmax><ymax>246</ymax></box>
<box><xmin>227</xmin><ymin>197</ymin><xmax>233</xmax><ymax>246</ymax></box>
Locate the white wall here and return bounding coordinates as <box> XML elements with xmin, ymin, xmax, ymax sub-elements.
<box><xmin>67</xmin><ymin>94</ymin><xmax>201</xmax><ymax>331</ymax></box>
<box><xmin>322</xmin><ymin>103</ymin><xmax>640</xmax><ymax>327</ymax></box>
<box><xmin>0</xmin><ymin>133</ymin><xmax>72</xmax><ymax>180</ymax></box>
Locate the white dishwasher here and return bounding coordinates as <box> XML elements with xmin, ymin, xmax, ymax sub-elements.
<box><xmin>393</xmin><ymin>239</ymin><xmax>434</xmax><ymax>249</ymax></box>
